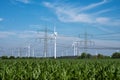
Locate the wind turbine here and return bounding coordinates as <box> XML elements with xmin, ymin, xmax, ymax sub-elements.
<box><xmin>72</xmin><ymin>42</ymin><xmax>78</xmax><ymax>56</ymax></box>
<box><xmin>72</xmin><ymin>42</ymin><xmax>76</xmax><ymax>56</ymax></box>
<box><xmin>32</xmin><ymin>48</ymin><xmax>35</xmax><ymax>57</ymax></box>
<box><xmin>11</xmin><ymin>48</ymin><xmax>14</xmax><ymax>56</ymax></box>
<box><xmin>53</xmin><ymin>27</ymin><xmax>57</xmax><ymax>59</ymax></box>
<box><xmin>27</xmin><ymin>44</ymin><xmax>31</xmax><ymax>57</ymax></box>
<box><xmin>17</xmin><ymin>48</ymin><xmax>20</xmax><ymax>57</ymax></box>
<box><xmin>95</xmin><ymin>50</ymin><xmax>98</xmax><ymax>59</ymax></box>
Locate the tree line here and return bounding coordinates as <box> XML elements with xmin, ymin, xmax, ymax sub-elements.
<box><xmin>79</xmin><ymin>52</ymin><xmax>120</xmax><ymax>59</ymax></box>
<box><xmin>0</xmin><ymin>52</ymin><xmax>120</xmax><ymax>59</ymax></box>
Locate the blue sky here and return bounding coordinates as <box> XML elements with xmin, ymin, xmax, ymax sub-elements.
<box><xmin>0</xmin><ymin>0</ymin><xmax>120</xmax><ymax>56</ymax></box>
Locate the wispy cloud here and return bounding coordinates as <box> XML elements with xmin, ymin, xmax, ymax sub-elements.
<box><xmin>17</xmin><ymin>31</ymin><xmax>39</xmax><ymax>38</ymax></box>
<box><xmin>15</xmin><ymin>0</ymin><xmax>30</xmax><ymax>4</ymax></box>
<box><xmin>95</xmin><ymin>26</ymin><xmax>113</xmax><ymax>33</ymax></box>
<box><xmin>43</xmin><ymin>0</ymin><xmax>120</xmax><ymax>26</ymax></box>
<box><xmin>10</xmin><ymin>0</ymin><xmax>31</xmax><ymax>7</ymax></box>
<box><xmin>93</xmin><ymin>9</ymin><xmax>112</xmax><ymax>15</ymax></box>
<box><xmin>80</xmin><ymin>0</ymin><xmax>108</xmax><ymax>11</ymax></box>
<box><xmin>0</xmin><ymin>18</ymin><xmax>3</xmax><ymax>22</ymax></box>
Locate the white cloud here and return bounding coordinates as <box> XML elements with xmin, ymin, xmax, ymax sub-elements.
<box><xmin>17</xmin><ymin>31</ymin><xmax>44</xmax><ymax>38</ymax></box>
<box><xmin>57</xmin><ymin>12</ymin><xmax>94</xmax><ymax>23</ymax></box>
<box><xmin>94</xmin><ymin>39</ymin><xmax>120</xmax><ymax>47</ymax></box>
<box><xmin>0</xmin><ymin>18</ymin><xmax>3</xmax><ymax>21</ymax></box>
<box><xmin>0</xmin><ymin>31</ymin><xmax>16</xmax><ymax>38</ymax></box>
<box><xmin>96</xmin><ymin>17</ymin><xmax>120</xmax><ymax>26</ymax></box>
<box><xmin>96</xmin><ymin>17</ymin><xmax>110</xmax><ymax>24</ymax></box>
<box><xmin>43</xmin><ymin>1</ymin><xmax>120</xmax><ymax>26</ymax></box>
<box><xmin>43</xmin><ymin>2</ymin><xmax>53</xmax><ymax>8</ymax></box>
<box><xmin>0</xmin><ymin>31</ymin><xmax>46</xmax><ymax>39</ymax></box>
<box><xmin>43</xmin><ymin>2</ymin><xmax>94</xmax><ymax>23</ymax></box>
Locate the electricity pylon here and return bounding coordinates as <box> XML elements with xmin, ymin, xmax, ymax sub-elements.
<box><xmin>79</xmin><ymin>31</ymin><xmax>94</xmax><ymax>53</ymax></box>
<box><xmin>37</xmin><ymin>27</ymin><xmax>53</xmax><ymax>58</ymax></box>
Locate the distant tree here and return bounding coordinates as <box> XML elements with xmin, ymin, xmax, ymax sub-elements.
<box><xmin>9</xmin><ymin>56</ymin><xmax>15</xmax><ymax>59</ymax></box>
<box><xmin>86</xmin><ymin>53</ymin><xmax>92</xmax><ymax>58</ymax></box>
<box><xmin>1</xmin><ymin>56</ymin><xmax>8</xmax><ymax>59</ymax></box>
<box><xmin>112</xmin><ymin>52</ymin><xmax>120</xmax><ymax>58</ymax></box>
<box><xmin>16</xmin><ymin>57</ymin><xmax>20</xmax><ymax>59</ymax></box>
<box><xmin>104</xmin><ymin>56</ymin><xmax>111</xmax><ymax>59</ymax></box>
<box><xmin>80</xmin><ymin>52</ymin><xmax>87</xmax><ymax>59</ymax></box>
<box><xmin>97</xmin><ymin>54</ymin><xmax>104</xmax><ymax>59</ymax></box>
<box><xmin>78</xmin><ymin>52</ymin><xmax>111</xmax><ymax>59</ymax></box>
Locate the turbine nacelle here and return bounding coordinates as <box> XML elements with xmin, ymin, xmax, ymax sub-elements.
<box><xmin>54</xmin><ymin>32</ymin><xmax>57</xmax><ymax>36</ymax></box>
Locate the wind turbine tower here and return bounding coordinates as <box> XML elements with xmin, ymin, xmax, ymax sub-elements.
<box><xmin>53</xmin><ymin>27</ymin><xmax>57</xmax><ymax>59</ymax></box>
<box><xmin>27</xmin><ymin>44</ymin><xmax>31</xmax><ymax>57</ymax></box>
<box><xmin>32</xmin><ymin>48</ymin><xmax>35</xmax><ymax>57</ymax></box>
<box><xmin>72</xmin><ymin>42</ymin><xmax>77</xmax><ymax>56</ymax></box>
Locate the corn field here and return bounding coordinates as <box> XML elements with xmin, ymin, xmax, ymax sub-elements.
<box><xmin>0</xmin><ymin>59</ymin><xmax>120</xmax><ymax>80</ymax></box>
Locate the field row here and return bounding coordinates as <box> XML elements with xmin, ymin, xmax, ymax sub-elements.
<box><xmin>0</xmin><ymin>59</ymin><xmax>120</xmax><ymax>80</ymax></box>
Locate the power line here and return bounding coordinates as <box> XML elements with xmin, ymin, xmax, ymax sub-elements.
<box><xmin>93</xmin><ymin>32</ymin><xmax>120</xmax><ymax>36</ymax></box>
